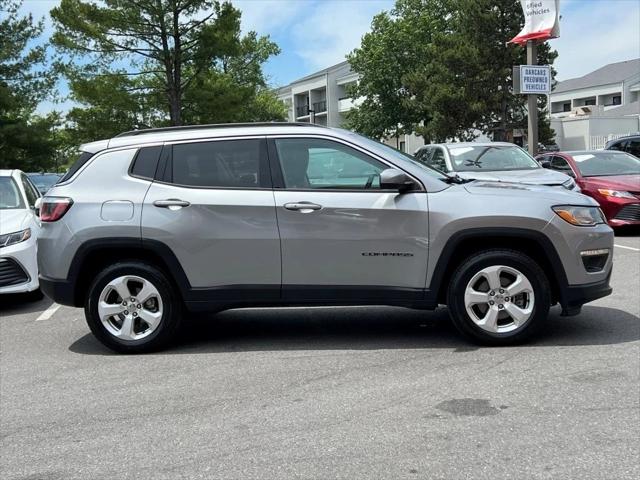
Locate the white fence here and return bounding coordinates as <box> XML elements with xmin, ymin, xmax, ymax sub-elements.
<box><xmin>589</xmin><ymin>133</ymin><xmax>631</xmax><ymax>150</ymax></box>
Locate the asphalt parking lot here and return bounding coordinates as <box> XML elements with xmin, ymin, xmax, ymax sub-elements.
<box><xmin>1</xmin><ymin>233</ymin><xmax>639</xmax><ymax>480</ymax></box>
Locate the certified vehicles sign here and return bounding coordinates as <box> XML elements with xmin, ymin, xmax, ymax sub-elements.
<box><xmin>509</xmin><ymin>0</ymin><xmax>560</xmax><ymax>45</ymax></box>
<box><xmin>520</xmin><ymin>65</ymin><xmax>551</xmax><ymax>94</ymax></box>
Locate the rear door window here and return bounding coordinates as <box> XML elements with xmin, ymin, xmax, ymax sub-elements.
<box><xmin>608</xmin><ymin>140</ymin><xmax>627</xmax><ymax>152</ymax></box>
<box><xmin>169</xmin><ymin>138</ymin><xmax>269</xmax><ymax>188</ymax></box>
<box><xmin>626</xmin><ymin>140</ymin><xmax>640</xmax><ymax>158</ymax></box>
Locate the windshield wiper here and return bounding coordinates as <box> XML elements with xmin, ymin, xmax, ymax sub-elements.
<box><xmin>443</xmin><ymin>173</ymin><xmax>472</xmax><ymax>184</ymax></box>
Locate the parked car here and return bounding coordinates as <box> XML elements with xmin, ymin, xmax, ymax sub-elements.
<box><xmin>605</xmin><ymin>134</ymin><xmax>640</xmax><ymax>158</ymax></box>
<box><xmin>536</xmin><ymin>150</ymin><xmax>640</xmax><ymax>227</ymax></box>
<box><xmin>27</xmin><ymin>172</ymin><xmax>61</xmax><ymax>195</ymax></box>
<box><xmin>540</xmin><ymin>143</ymin><xmax>560</xmax><ymax>153</ymax></box>
<box><xmin>523</xmin><ymin>142</ymin><xmax>558</xmax><ymax>153</ymax></box>
<box><xmin>414</xmin><ymin>142</ymin><xmax>579</xmax><ymax>190</ymax></box>
<box><xmin>38</xmin><ymin>123</ymin><xmax>613</xmax><ymax>353</ymax></box>
<box><xmin>0</xmin><ymin>170</ymin><xmax>42</xmax><ymax>297</ymax></box>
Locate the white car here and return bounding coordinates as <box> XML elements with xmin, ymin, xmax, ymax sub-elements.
<box><xmin>0</xmin><ymin>169</ymin><xmax>42</xmax><ymax>296</ymax></box>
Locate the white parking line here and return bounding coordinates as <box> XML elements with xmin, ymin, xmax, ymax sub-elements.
<box><xmin>614</xmin><ymin>244</ymin><xmax>640</xmax><ymax>252</ymax></box>
<box><xmin>36</xmin><ymin>303</ymin><xmax>62</xmax><ymax>321</ymax></box>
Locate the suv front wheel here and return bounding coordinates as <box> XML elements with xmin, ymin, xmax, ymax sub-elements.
<box><xmin>447</xmin><ymin>249</ymin><xmax>551</xmax><ymax>345</ymax></box>
<box><xmin>85</xmin><ymin>262</ymin><xmax>182</xmax><ymax>353</ymax></box>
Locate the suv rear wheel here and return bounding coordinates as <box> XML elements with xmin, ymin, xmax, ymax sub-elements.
<box><xmin>447</xmin><ymin>249</ymin><xmax>550</xmax><ymax>345</ymax></box>
<box><xmin>85</xmin><ymin>262</ymin><xmax>182</xmax><ymax>353</ymax></box>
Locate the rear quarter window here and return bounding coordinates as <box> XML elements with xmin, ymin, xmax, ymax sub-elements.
<box><xmin>59</xmin><ymin>151</ymin><xmax>95</xmax><ymax>183</ymax></box>
<box><xmin>130</xmin><ymin>145</ymin><xmax>163</xmax><ymax>180</ymax></box>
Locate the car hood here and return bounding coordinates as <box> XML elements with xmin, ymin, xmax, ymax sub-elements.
<box><xmin>582</xmin><ymin>174</ymin><xmax>640</xmax><ymax>193</ymax></box>
<box><xmin>456</xmin><ymin>168</ymin><xmax>571</xmax><ymax>185</ymax></box>
<box><xmin>0</xmin><ymin>209</ymin><xmax>31</xmax><ymax>234</ymax></box>
<box><xmin>463</xmin><ymin>181</ymin><xmax>599</xmax><ymax>205</ymax></box>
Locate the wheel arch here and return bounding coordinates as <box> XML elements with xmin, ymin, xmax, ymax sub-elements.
<box><xmin>68</xmin><ymin>238</ymin><xmax>191</xmax><ymax>307</ymax></box>
<box><xmin>429</xmin><ymin>228</ymin><xmax>567</xmax><ymax>306</ymax></box>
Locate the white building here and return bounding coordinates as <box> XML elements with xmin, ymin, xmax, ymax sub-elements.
<box><xmin>277</xmin><ymin>58</ymin><xmax>640</xmax><ymax>152</ymax></box>
<box><xmin>549</xmin><ymin>58</ymin><xmax>640</xmax><ymax>149</ymax></box>
<box><xmin>276</xmin><ymin>61</ymin><xmax>425</xmax><ymax>153</ymax></box>
<box><xmin>550</xmin><ymin>58</ymin><xmax>640</xmax><ymax>117</ymax></box>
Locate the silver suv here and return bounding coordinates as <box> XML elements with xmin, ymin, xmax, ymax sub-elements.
<box><xmin>38</xmin><ymin>124</ymin><xmax>613</xmax><ymax>353</ymax></box>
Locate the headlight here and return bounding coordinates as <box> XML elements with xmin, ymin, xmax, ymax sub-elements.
<box><xmin>597</xmin><ymin>189</ymin><xmax>636</xmax><ymax>199</ymax></box>
<box><xmin>552</xmin><ymin>206</ymin><xmax>606</xmax><ymax>226</ymax></box>
<box><xmin>0</xmin><ymin>228</ymin><xmax>32</xmax><ymax>248</ymax></box>
<box><xmin>562</xmin><ymin>178</ymin><xmax>576</xmax><ymax>190</ymax></box>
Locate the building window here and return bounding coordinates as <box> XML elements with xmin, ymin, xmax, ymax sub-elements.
<box><xmin>563</xmin><ymin>102</ymin><xmax>571</xmax><ymax>112</ymax></box>
<box><xmin>584</xmin><ymin>98</ymin><xmax>596</xmax><ymax>106</ymax></box>
<box><xmin>399</xmin><ymin>141</ymin><xmax>406</xmax><ymax>152</ymax></box>
<box><xmin>612</xmin><ymin>95</ymin><xmax>622</xmax><ymax>105</ymax></box>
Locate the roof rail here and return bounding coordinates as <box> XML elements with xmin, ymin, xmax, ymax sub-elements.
<box><xmin>114</xmin><ymin>122</ymin><xmax>324</xmax><ymax>138</ymax></box>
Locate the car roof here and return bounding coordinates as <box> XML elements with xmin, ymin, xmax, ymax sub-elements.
<box><xmin>417</xmin><ymin>142</ymin><xmax>516</xmax><ymax>150</ymax></box>
<box><xmin>0</xmin><ymin>169</ymin><xmax>20</xmax><ymax>178</ymax></box>
<box><xmin>562</xmin><ymin>150</ymin><xmax>628</xmax><ymax>155</ymax></box>
<box><xmin>81</xmin><ymin>122</ymin><xmax>331</xmax><ymax>153</ymax></box>
<box><xmin>608</xmin><ymin>134</ymin><xmax>639</xmax><ymax>142</ymax></box>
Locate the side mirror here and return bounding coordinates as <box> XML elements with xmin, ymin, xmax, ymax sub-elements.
<box><xmin>34</xmin><ymin>197</ymin><xmax>42</xmax><ymax>216</ymax></box>
<box><xmin>539</xmin><ymin>160</ymin><xmax>551</xmax><ymax>169</ymax></box>
<box><xmin>380</xmin><ymin>168</ymin><xmax>416</xmax><ymax>193</ymax></box>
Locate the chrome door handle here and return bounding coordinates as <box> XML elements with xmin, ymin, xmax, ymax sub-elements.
<box><xmin>153</xmin><ymin>199</ymin><xmax>191</xmax><ymax>209</ymax></box>
<box><xmin>283</xmin><ymin>202</ymin><xmax>322</xmax><ymax>212</ymax></box>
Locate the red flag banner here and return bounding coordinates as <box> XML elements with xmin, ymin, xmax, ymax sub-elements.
<box><xmin>509</xmin><ymin>0</ymin><xmax>560</xmax><ymax>45</ymax></box>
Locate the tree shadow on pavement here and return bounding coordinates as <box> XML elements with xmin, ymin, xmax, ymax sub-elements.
<box><xmin>68</xmin><ymin>304</ymin><xmax>640</xmax><ymax>356</ymax></box>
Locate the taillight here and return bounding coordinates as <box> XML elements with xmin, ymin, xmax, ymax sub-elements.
<box><xmin>40</xmin><ymin>197</ymin><xmax>74</xmax><ymax>222</ymax></box>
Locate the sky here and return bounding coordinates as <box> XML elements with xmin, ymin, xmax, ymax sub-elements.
<box><xmin>15</xmin><ymin>0</ymin><xmax>640</xmax><ymax>114</ymax></box>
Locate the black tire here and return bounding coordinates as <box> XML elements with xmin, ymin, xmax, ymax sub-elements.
<box><xmin>446</xmin><ymin>249</ymin><xmax>551</xmax><ymax>346</ymax></box>
<box><xmin>85</xmin><ymin>262</ymin><xmax>182</xmax><ymax>353</ymax></box>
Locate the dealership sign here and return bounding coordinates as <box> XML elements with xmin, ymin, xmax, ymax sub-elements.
<box><xmin>509</xmin><ymin>0</ymin><xmax>560</xmax><ymax>45</ymax></box>
<box><xmin>519</xmin><ymin>65</ymin><xmax>551</xmax><ymax>94</ymax></box>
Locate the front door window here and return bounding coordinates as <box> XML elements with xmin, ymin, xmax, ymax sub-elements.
<box><xmin>274</xmin><ymin>138</ymin><xmax>386</xmax><ymax>190</ymax></box>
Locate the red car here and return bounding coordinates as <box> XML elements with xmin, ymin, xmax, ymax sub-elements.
<box><xmin>536</xmin><ymin>150</ymin><xmax>640</xmax><ymax>228</ymax></box>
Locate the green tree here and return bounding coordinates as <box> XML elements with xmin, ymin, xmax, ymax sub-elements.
<box><xmin>51</xmin><ymin>0</ymin><xmax>284</xmax><ymax>136</ymax></box>
<box><xmin>0</xmin><ymin>0</ymin><xmax>58</xmax><ymax>170</ymax></box>
<box><xmin>347</xmin><ymin>0</ymin><xmax>557</xmax><ymax>143</ymax></box>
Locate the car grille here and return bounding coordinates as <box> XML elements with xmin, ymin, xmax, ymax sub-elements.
<box><xmin>614</xmin><ymin>204</ymin><xmax>640</xmax><ymax>222</ymax></box>
<box><xmin>0</xmin><ymin>258</ymin><xmax>29</xmax><ymax>287</ymax></box>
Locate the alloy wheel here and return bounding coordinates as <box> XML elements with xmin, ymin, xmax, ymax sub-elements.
<box><xmin>463</xmin><ymin>265</ymin><xmax>535</xmax><ymax>333</ymax></box>
<box><xmin>97</xmin><ymin>275</ymin><xmax>163</xmax><ymax>341</ymax></box>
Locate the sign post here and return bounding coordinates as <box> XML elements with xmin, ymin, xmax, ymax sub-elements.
<box><xmin>527</xmin><ymin>41</ymin><xmax>539</xmax><ymax>156</ymax></box>
<box><xmin>509</xmin><ymin>0</ymin><xmax>560</xmax><ymax>156</ymax></box>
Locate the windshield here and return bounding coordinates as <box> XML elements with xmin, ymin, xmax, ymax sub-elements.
<box><xmin>27</xmin><ymin>174</ymin><xmax>60</xmax><ymax>192</ymax></box>
<box><xmin>348</xmin><ymin>133</ymin><xmax>449</xmax><ymax>180</ymax></box>
<box><xmin>448</xmin><ymin>145</ymin><xmax>540</xmax><ymax>171</ymax></box>
<box><xmin>0</xmin><ymin>177</ymin><xmax>26</xmax><ymax>210</ymax></box>
<box><xmin>571</xmin><ymin>151</ymin><xmax>640</xmax><ymax>177</ymax></box>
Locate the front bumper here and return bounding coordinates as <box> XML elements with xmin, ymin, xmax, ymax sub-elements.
<box><xmin>0</xmin><ymin>238</ymin><xmax>39</xmax><ymax>294</ymax></box>
<box><xmin>560</xmin><ymin>271</ymin><xmax>613</xmax><ymax>316</ymax></box>
<box><xmin>609</xmin><ymin>202</ymin><xmax>640</xmax><ymax>227</ymax></box>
